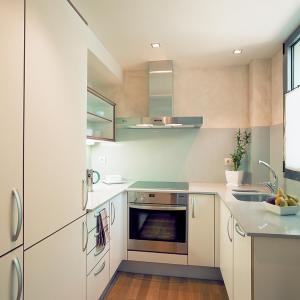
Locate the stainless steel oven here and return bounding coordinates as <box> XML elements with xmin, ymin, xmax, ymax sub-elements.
<box><xmin>128</xmin><ymin>191</ymin><xmax>188</xmax><ymax>254</ymax></box>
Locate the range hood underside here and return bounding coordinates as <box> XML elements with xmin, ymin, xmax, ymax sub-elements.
<box><xmin>117</xmin><ymin>116</ymin><xmax>203</xmax><ymax>128</ymax></box>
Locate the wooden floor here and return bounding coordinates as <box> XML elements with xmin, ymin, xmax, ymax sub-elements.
<box><xmin>104</xmin><ymin>272</ymin><xmax>229</xmax><ymax>300</ymax></box>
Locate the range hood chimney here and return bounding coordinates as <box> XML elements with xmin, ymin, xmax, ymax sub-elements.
<box><xmin>117</xmin><ymin>60</ymin><xmax>203</xmax><ymax>128</ymax></box>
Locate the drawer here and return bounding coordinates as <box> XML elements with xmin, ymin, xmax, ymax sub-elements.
<box><xmin>87</xmin><ymin>244</ymin><xmax>109</xmax><ymax>275</ymax></box>
<box><xmin>87</xmin><ymin>227</ymin><xmax>97</xmax><ymax>254</ymax></box>
<box><xmin>87</xmin><ymin>252</ymin><xmax>110</xmax><ymax>300</ymax></box>
<box><xmin>87</xmin><ymin>202</ymin><xmax>110</xmax><ymax>233</ymax></box>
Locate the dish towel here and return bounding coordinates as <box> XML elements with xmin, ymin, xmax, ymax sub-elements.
<box><xmin>96</xmin><ymin>208</ymin><xmax>109</xmax><ymax>248</ymax></box>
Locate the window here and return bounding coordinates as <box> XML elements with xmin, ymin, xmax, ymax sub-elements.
<box><xmin>292</xmin><ymin>39</ymin><xmax>300</xmax><ymax>89</ymax></box>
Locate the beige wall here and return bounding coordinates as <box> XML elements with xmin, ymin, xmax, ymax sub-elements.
<box><xmin>271</xmin><ymin>51</ymin><xmax>284</xmax><ymax>125</ymax></box>
<box><xmin>249</xmin><ymin>59</ymin><xmax>272</xmax><ymax>127</ymax></box>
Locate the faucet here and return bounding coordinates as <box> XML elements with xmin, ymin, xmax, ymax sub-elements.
<box><xmin>258</xmin><ymin>160</ymin><xmax>278</xmax><ymax>194</ymax></box>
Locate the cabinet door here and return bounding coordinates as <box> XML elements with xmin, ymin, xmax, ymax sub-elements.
<box><xmin>110</xmin><ymin>193</ymin><xmax>127</xmax><ymax>278</ymax></box>
<box><xmin>0</xmin><ymin>0</ymin><xmax>24</xmax><ymax>257</ymax></box>
<box><xmin>220</xmin><ymin>201</ymin><xmax>234</xmax><ymax>300</ymax></box>
<box><xmin>188</xmin><ymin>194</ymin><xmax>215</xmax><ymax>267</ymax></box>
<box><xmin>233</xmin><ymin>219</ymin><xmax>252</xmax><ymax>300</ymax></box>
<box><xmin>0</xmin><ymin>246</ymin><xmax>23</xmax><ymax>300</ymax></box>
<box><xmin>24</xmin><ymin>215</ymin><xmax>87</xmax><ymax>300</ymax></box>
<box><xmin>24</xmin><ymin>0</ymin><xmax>87</xmax><ymax>248</ymax></box>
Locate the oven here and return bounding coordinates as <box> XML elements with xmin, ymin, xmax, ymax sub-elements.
<box><xmin>127</xmin><ymin>191</ymin><xmax>188</xmax><ymax>255</ymax></box>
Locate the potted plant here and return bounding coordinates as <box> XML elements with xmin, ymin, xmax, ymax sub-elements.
<box><xmin>225</xmin><ymin>129</ymin><xmax>251</xmax><ymax>186</ymax></box>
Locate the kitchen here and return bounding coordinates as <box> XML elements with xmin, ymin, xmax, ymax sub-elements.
<box><xmin>1</xmin><ymin>0</ymin><xmax>300</xmax><ymax>300</ymax></box>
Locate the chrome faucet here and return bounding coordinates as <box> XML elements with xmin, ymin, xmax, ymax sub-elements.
<box><xmin>258</xmin><ymin>160</ymin><xmax>278</xmax><ymax>194</ymax></box>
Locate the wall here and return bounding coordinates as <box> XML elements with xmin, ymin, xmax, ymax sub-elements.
<box><xmin>89</xmin><ymin>63</ymin><xmax>273</xmax><ymax>184</ymax></box>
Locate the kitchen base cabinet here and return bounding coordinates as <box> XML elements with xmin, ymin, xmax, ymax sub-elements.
<box><xmin>233</xmin><ymin>220</ymin><xmax>251</xmax><ymax>300</ymax></box>
<box><xmin>0</xmin><ymin>246</ymin><xmax>23</xmax><ymax>300</ymax></box>
<box><xmin>109</xmin><ymin>192</ymin><xmax>127</xmax><ymax>279</ymax></box>
<box><xmin>219</xmin><ymin>201</ymin><xmax>234</xmax><ymax>300</ymax></box>
<box><xmin>0</xmin><ymin>0</ymin><xmax>24</xmax><ymax>257</ymax></box>
<box><xmin>87</xmin><ymin>252</ymin><xmax>110</xmax><ymax>300</ymax></box>
<box><xmin>188</xmin><ymin>194</ymin><xmax>215</xmax><ymax>267</ymax></box>
<box><xmin>24</xmin><ymin>216</ymin><xmax>87</xmax><ymax>300</ymax></box>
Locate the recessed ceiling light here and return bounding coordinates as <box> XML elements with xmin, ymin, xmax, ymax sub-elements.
<box><xmin>233</xmin><ymin>49</ymin><xmax>243</xmax><ymax>55</ymax></box>
<box><xmin>151</xmin><ymin>43</ymin><xmax>160</xmax><ymax>48</ymax></box>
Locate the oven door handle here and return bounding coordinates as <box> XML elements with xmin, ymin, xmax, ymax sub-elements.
<box><xmin>129</xmin><ymin>204</ymin><xmax>186</xmax><ymax>211</ymax></box>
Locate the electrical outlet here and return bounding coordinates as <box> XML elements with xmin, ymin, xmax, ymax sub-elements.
<box><xmin>98</xmin><ymin>155</ymin><xmax>106</xmax><ymax>165</ymax></box>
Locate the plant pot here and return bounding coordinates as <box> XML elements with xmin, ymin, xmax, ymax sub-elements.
<box><xmin>225</xmin><ymin>170</ymin><xmax>244</xmax><ymax>186</ymax></box>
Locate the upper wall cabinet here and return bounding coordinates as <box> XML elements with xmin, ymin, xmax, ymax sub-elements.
<box><xmin>0</xmin><ymin>0</ymin><xmax>24</xmax><ymax>257</ymax></box>
<box><xmin>24</xmin><ymin>0</ymin><xmax>87</xmax><ymax>248</ymax></box>
<box><xmin>87</xmin><ymin>87</ymin><xmax>116</xmax><ymax>141</ymax></box>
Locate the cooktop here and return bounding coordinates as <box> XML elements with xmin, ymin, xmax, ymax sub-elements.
<box><xmin>128</xmin><ymin>181</ymin><xmax>189</xmax><ymax>191</ymax></box>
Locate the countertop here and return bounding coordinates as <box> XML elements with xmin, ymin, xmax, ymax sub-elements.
<box><xmin>87</xmin><ymin>181</ymin><xmax>300</xmax><ymax>238</ymax></box>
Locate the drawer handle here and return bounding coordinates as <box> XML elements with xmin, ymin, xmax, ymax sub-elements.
<box><xmin>94</xmin><ymin>261</ymin><xmax>105</xmax><ymax>276</ymax></box>
<box><xmin>227</xmin><ymin>215</ymin><xmax>233</xmax><ymax>242</ymax></box>
<box><xmin>11</xmin><ymin>189</ymin><xmax>23</xmax><ymax>242</ymax></box>
<box><xmin>235</xmin><ymin>223</ymin><xmax>246</xmax><ymax>237</ymax></box>
<box><xmin>12</xmin><ymin>257</ymin><xmax>23</xmax><ymax>300</ymax></box>
<box><xmin>94</xmin><ymin>245</ymin><xmax>105</xmax><ymax>257</ymax></box>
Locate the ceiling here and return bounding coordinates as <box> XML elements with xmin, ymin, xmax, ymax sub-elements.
<box><xmin>73</xmin><ymin>0</ymin><xmax>300</xmax><ymax>70</ymax></box>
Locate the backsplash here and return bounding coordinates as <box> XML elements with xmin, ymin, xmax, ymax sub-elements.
<box><xmin>88</xmin><ymin>127</ymin><xmax>270</xmax><ymax>184</ymax></box>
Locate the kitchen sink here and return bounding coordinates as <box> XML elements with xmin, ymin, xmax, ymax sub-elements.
<box><xmin>232</xmin><ymin>193</ymin><xmax>273</xmax><ymax>202</ymax></box>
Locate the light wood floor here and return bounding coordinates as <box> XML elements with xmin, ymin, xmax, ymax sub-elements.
<box><xmin>104</xmin><ymin>272</ymin><xmax>229</xmax><ymax>300</ymax></box>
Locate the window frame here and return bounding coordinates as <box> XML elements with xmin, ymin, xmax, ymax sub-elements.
<box><xmin>283</xmin><ymin>25</ymin><xmax>300</xmax><ymax>181</ymax></box>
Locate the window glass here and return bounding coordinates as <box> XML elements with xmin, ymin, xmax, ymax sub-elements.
<box><xmin>293</xmin><ymin>39</ymin><xmax>300</xmax><ymax>89</ymax></box>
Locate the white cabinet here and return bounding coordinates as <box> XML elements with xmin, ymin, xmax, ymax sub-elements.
<box><xmin>24</xmin><ymin>0</ymin><xmax>87</xmax><ymax>248</ymax></box>
<box><xmin>24</xmin><ymin>215</ymin><xmax>87</xmax><ymax>300</ymax></box>
<box><xmin>188</xmin><ymin>194</ymin><xmax>215</xmax><ymax>267</ymax></box>
<box><xmin>87</xmin><ymin>252</ymin><xmax>110</xmax><ymax>300</ymax></box>
<box><xmin>220</xmin><ymin>201</ymin><xmax>234</xmax><ymax>300</ymax></box>
<box><xmin>0</xmin><ymin>246</ymin><xmax>23</xmax><ymax>300</ymax></box>
<box><xmin>109</xmin><ymin>193</ymin><xmax>127</xmax><ymax>278</ymax></box>
<box><xmin>233</xmin><ymin>219</ymin><xmax>252</xmax><ymax>300</ymax></box>
<box><xmin>0</xmin><ymin>0</ymin><xmax>24</xmax><ymax>257</ymax></box>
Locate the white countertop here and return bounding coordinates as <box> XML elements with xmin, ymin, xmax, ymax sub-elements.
<box><xmin>87</xmin><ymin>181</ymin><xmax>300</xmax><ymax>238</ymax></box>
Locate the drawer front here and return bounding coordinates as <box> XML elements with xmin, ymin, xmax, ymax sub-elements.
<box><xmin>87</xmin><ymin>245</ymin><xmax>109</xmax><ymax>275</ymax></box>
<box><xmin>87</xmin><ymin>253</ymin><xmax>110</xmax><ymax>300</ymax></box>
<box><xmin>86</xmin><ymin>202</ymin><xmax>109</xmax><ymax>233</ymax></box>
<box><xmin>87</xmin><ymin>227</ymin><xmax>97</xmax><ymax>254</ymax></box>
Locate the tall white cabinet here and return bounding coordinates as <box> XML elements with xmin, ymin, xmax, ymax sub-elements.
<box><xmin>24</xmin><ymin>216</ymin><xmax>87</xmax><ymax>300</ymax></box>
<box><xmin>0</xmin><ymin>0</ymin><xmax>24</xmax><ymax>258</ymax></box>
<box><xmin>0</xmin><ymin>246</ymin><xmax>24</xmax><ymax>300</ymax></box>
<box><xmin>24</xmin><ymin>0</ymin><xmax>87</xmax><ymax>248</ymax></box>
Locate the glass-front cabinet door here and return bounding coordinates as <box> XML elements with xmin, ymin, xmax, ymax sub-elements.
<box><xmin>87</xmin><ymin>87</ymin><xmax>116</xmax><ymax>141</ymax></box>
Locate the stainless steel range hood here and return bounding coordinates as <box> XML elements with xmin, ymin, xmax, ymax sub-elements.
<box><xmin>117</xmin><ymin>60</ymin><xmax>203</xmax><ymax>129</ymax></box>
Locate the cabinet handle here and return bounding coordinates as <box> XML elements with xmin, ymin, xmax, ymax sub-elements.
<box><xmin>94</xmin><ymin>245</ymin><xmax>105</xmax><ymax>257</ymax></box>
<box><xmin>12</xmin><ymin>257</ymin><xmax>23</xmax><ymax>300</ymax></box>
<box><xmin>111</xmin><ymin>201</ymin><xmax>116</xmax><ymax>225</ymax></box>
<box><xmin>94</xmin><ymin>261</ymin><xmax>105</xmax><ymax>276</ymax></box>
<box><xmin>192</xmin><ymin>196</ymin><xmax>195</xmax><ymax>218</ymax></box>
<box><xmin>227</xmin><ymin>215</ymin><xmax>233</xmax><ymax>242</ymax></box>
<box><xmin>235</xmin><ymin>223</ymin><xmax>246</xmax><ymax>237</ymax></box>
<box><xmin>11</xmin><ymin>189</ymin><xmax>23</xmax><ymax>242</ymax></box>
<box><xmin>82</xmin><ymin>179</ymin><xmax>88</xmax><ymax>210</ymax></box>
<box><xmin>82</xmin><ymin>221</ymin><xmax>88</xmax><ymax>251</ymax></box>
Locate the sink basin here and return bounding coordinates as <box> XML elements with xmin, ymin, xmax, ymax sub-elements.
<box><xmin>233</xmin><ymin>193</ymin><xmax>273</xmax><ymax>202</ymax></box>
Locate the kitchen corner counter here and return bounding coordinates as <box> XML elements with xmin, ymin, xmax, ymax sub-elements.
<box><xmin>86</xmin><ymin>182</ymin><xmax>132</xmax><ymax>211</ymax></box>
<box><xmin>189</xmin><ymin>182</ymin><xmax>300</xmax><ymax>239</ymax></box>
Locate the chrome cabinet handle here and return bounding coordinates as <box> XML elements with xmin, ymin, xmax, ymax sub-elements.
<box><xmin>82</xmin><ymin>221</ymin><xmax>88</xmax><ymax>251</ymax></box>
<box><xmin>94</xmin><ymin>261</ymin><xmax>105</xmax><ymax>276</ymax></box>
<box><xmin>192</xmin><ymin>196</ymin><xmax>195</xmax><ymax>218</ymax></box>
<box><xmin>111</xmin><ymin>201</ymin><xmax>116</xmax><ymax>225</ymax></box>
<box><xmin>94</xmin><ymin>246</ymin><xmax>105</xmax><ymax>257</ymax></box>
<box><xmin>82</xmin><ymin>179</ymin><xmax>88</xmax><ymax>210</ymax></box>
<box><xmin>227</xmin><ymin>215</ymin><xmax>233</xmax><ymax>242</ymax></box>
<box><xmin>11</xmin><ymin>189</ymin><xmax>23</xmax><ymax>242</ymax></box>
<box><xmin>12</xmin><ymin>257</ymin><xmax>23</xmax><ymax>300</ymax></box>
<box><xmin>235</xmin><ymin>223</ymin><xmax>246</xmax><ymax>237</ymax></box>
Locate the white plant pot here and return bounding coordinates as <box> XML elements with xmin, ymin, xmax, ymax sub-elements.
<box><xmin>225</xmin><ymin>170</ymin><xmax>244</xmax><ymax>186</ymax></box>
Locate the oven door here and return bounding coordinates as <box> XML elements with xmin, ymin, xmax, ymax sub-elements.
<box><xmin>128</xmin><ymin>204</ymin><xmax>188</xmax><ymax>254</ymax></box>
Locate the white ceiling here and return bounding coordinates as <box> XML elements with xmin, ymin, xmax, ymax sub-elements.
<box><xmin>74</xmin><ymin>0</ymin><xmax>300</xmax><ymax>70</ymax></box>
